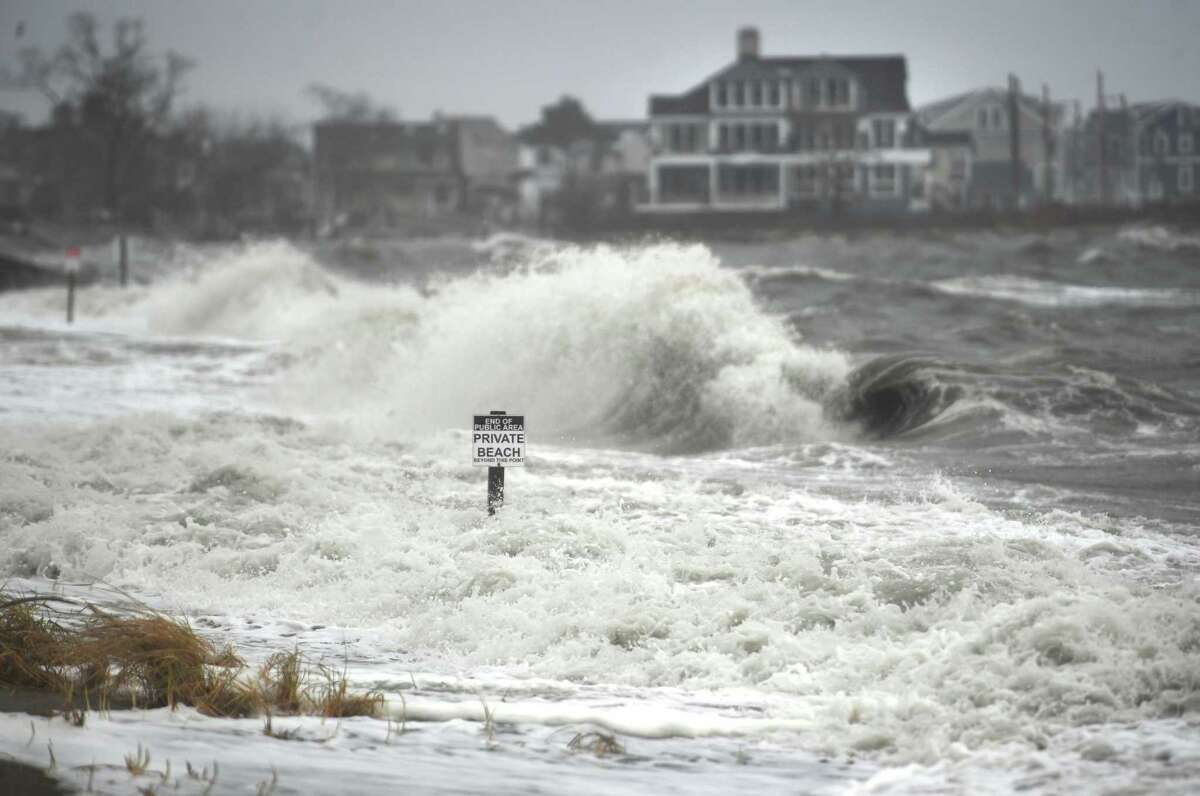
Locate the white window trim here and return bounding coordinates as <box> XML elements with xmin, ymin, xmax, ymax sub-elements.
<box><xmin>869</xmin><ymin>164</ymin><xmax>899</xmax><ymax>197</ymax></box>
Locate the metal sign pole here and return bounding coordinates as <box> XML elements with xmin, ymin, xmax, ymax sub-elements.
<box><xmin>473</xmin><ymin>409</ymin><xmax>526</xmax><ymax>515</ymax></box>
<box><xmin>487</xmin><ymin>409</ymin><xmax>505</xmax><ymax>515</ymax></box>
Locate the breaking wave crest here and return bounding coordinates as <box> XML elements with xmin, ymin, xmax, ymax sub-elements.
<box><xmin>99</xmin><ymin>240</ymin><xmax>851</xmax><ymax>451</ymax></box>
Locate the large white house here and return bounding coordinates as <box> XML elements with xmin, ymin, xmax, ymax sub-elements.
<box><xmin>641</xmin><ymin>28</ymin><xmax>931</xmax><ymax>216</ymax></box>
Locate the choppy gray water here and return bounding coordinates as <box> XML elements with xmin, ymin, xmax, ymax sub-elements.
<box><xmin>1</xmin><ymin>227</ymin><xmax>1198</xmax><ymax>794</ymax></box>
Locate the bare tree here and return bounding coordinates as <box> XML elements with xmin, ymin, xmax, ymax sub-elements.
<box><xmin>305</xmin><ymin>83</ymin><xmax>395</xmax><ymax>122</ymax></box>
<box><xmin>16</xmin><ymin>13</ymin><xmax>191</xmax><ymax>222</ymax></box>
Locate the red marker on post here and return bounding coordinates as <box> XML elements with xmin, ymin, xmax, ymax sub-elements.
<box><xmin>65</xmin><ymin>246</ymin><xmax>80</xmax><ymax>324</ymax></box>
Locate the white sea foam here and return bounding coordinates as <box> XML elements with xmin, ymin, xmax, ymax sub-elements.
<box><xmin>1</xmin><ymin>235</ymin><xmax>1198</xmax><ymax>793</ymax></box>
<box><xmin>929</xmin><ymin>274</ymin><xmax>1200</xmax><ymax>308</ymax></box>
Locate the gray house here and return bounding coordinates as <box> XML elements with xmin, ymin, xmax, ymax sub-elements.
<box><xmin>917</xmin><ymin>87</ymin><xmax>1065</xmax><ymax>208</ymax></box>
<box><xmin>1133</xmin><ymin>101</ymin><xmax>1199</xmax><ymax>204</ymax></box>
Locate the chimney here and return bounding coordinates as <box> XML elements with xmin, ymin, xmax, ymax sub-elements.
<box><xmin>737</xmin><ymin>27</ymin><xmax>760</xmax><ymax>61</ymax></box>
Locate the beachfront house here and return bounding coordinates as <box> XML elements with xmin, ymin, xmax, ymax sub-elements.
<box><xmin>1132</xmin><ymin>101</ymin><xmax>1199</xmax><ymax>204</ymax></box>
<box><xmin>917</xmin><ymin>87</ymin><xmax>1066</xmax><ymax>208</ymax></box>
<box><xmin>641</xmin><ymin>27</ymin><xmax>931</xmax><ymax>217</ymax></box>
<box><xmin>313</xmin><ymin>115</ymin><xmax>518</xmax><ymax>234</ymax></box>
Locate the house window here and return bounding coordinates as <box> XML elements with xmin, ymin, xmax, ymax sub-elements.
<box><xmin>978</xmin><ymin>108</ymin><xmax>989</xmax><ymax>129</ymax></box>
<box><xmin>1155</xmin><ymin>131</ymin><xmax>1169</xmax><ymax>156</ymax></box>
<box><xmin>1181</xmin><ymin>165</ymin><xmax>1195</xmax><ymax>194</ymax></box>
<box><xmin>718</xmin><ymin>164</ymin><xmax>779</xmax><ymax>196</ymax></box>
<box><xmin>793</xmin><ymin>165</ymin><xmax>817</xmax><ymax>196</ymax></box>
<box><xmin>816</xmin><ymin>126</ymin><xmax>831</xmax><ymax>151</ymax></box>
<box><xmin>719</xmin><ymin>124</ymin><xmax>729</xmax><ymax>150</ymax></box>
<box><xmin>1180</xmin><ymin>133</ymin><xmax>1194</xmax><ymax>154</ymax></box>
<box><xmin>715</xmin><ymin>82</ymin><xmax>727</xmax><ymax>108</ymax></box>
<box><xmin>836</xmin><ymin>122</ymin><xmax>854</xmax><ymax>150</ymax></box>
<box><xmin>837</xmin><ymin>163</ymin><xmax>856</xmax><ymax>194</ymax></box>
<box><xmin>732</xmin><ymin>81</ymin><xmax>744</xmax><ymax>107</ymax></box>
<box><xmin>750</xmin><ymin>81</ymin><xmax>762</xmax><ymax>107</ymax></box>
<box><xmin>991</xmin><ymin>107</ymin><xmax>1005</xmax><ymax>129</ymax></box>
<box><xmin>871</xmin><ymin>164</ymin><xmax>897</xmax><ymax>195</ymax></box>
<box><xmin>873</xmin><ymin>119</ymin><xmax>896</xmax><ymax>148</ymax></box>
<box><xmin>768</xmin><ymin>81</ymin><xmax>780</xmax><ymax>107</ymax></box>
<box><xmin>733</xmin><ymin>124</ymin><xmax>746</xmax><ymax>151</ymax></box>
<box><xmin>805</xmin><ymin>79</ymin><xmax>820</xmax><ymax>108</ymax></box>
<box><xmin>795</xmin><ymin>125</ymin><xmax>813</xmax><ymax>151</ymax></box>
<box><xmin>761</xmin><ymin>124</ymin><xmax>779</xmax><ymax>151</ymax></box>
<box><xmin>822</xmin><ymin>78</ymin><xmax>850</xmax><ymax>108</ymax></box>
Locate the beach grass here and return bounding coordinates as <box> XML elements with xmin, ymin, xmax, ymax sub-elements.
<box><xmin>0</xmin><ymin>590</ymin><xmax>380</xmax><ymax>721</ymax></box>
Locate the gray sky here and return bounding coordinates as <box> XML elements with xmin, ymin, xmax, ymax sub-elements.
<box><xmin>2</xmin><ymin>0</ymin><xmax>1198</xmax><ymax>131</ymax></box>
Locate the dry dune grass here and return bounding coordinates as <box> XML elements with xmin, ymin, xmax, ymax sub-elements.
<box><xmin>0</xmin><ymin>591</ymin><xmax>380</xmax><ymax>721</ymax></box>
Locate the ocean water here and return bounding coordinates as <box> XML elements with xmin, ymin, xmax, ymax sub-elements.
<box><xmin>1</xmin><ymin>228</ymin><xmax>1198</xmax><ymax>794</ymax></box>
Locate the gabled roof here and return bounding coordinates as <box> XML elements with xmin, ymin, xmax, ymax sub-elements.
<box><xmin>1130</xmin><ymin>99</ymin><xmax>1198</xmax><ymax>125</ymax></box>
<box><xmin>648</xmin><ymin>83</ymin><xmax>711</xmax><ymax>116</ymax></box>
<box><xmin>648</xmin><ymin>55</ymin><xmax>911</xmax><ymax>116</ymax></box>
<box><xmin>917</xmin><ymin>86</ymin><xmax>1062</xmax><ymax>128</ymax></box>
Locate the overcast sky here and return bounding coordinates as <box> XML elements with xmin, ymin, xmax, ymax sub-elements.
<box><xmin>2</xmin><ymin>0</ymin><xmax>1198</xmax><ymax>131</ymax></box>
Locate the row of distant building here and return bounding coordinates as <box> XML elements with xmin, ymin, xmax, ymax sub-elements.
<box><xmin>315</xmin><ymin>27</ymin><xmax>1199</xmax><ymax>232</ymax></box>
<box><xmin>3</xmin><ymin>26</ymin><xmax>1198</xmax><ymax>235</ymax></box>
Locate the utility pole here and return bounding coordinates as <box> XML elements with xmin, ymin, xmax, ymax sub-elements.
<box><xmin>1097</xmin><ymin>70</ymin><xmax>1109</xmax><ymax>205</ymax></box>
<box><xmin>1073</xmin><ymin>100</ymin><xmax>1082</xmax><ymax>202</ymax></box>
<box><xmin>1007</xmin><ymin>74</ymin><xmax>1023</xmax><ymax>210</ymax></box>
<box><xmin>1120</xmin><ymin>93</ymin><xmax>1136</xmax><ymax>206</ymax></box>
<box><xmin>1041</xmin><ymin>84</ymin><xmax>1055</xmax><ymax>205</ymax></box>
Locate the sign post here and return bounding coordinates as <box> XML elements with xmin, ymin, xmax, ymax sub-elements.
<box><xmin>472</xmin><ymin>410</ymin><xmax>525</xmax><ymax>515</ymax></box>
<box><xmin>65</xmin><ymin>246</ymin><xmax>80</xmax><ymax>324</ymax></box>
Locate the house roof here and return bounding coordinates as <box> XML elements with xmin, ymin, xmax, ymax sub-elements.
<box><xmin>917</xmin><ymin>87</ymin><xmax>1059</xmax><ymax>126</ymax></box>
<box><xmin>649</xmin><ymin>55</ymin><xmax>911</xmax><ymax>116</ymax></box>
<box><xmin>648</xmin><ymin>83</ymin><xmax>711</xmax><ymax>116</ymax></box>
<box><xmin>1130</xmin><ymin>99</ymin><xmax>1198</xmax><ymax>125</ymax></box>
<box><xmin>597</xmin><ymin>119</ymin><xmax>650</xmax><ymax>134</ymax></box>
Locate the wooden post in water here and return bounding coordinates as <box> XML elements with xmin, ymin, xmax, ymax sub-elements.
<box><xmin>65</xmin><ymin>246</ymin><xmax>79</xmax><ymax>324</ymax></box>
<box><xmin>118</xmin><ymin>232</ymin><xmax>129</xmax><ymax>287</ymax></box>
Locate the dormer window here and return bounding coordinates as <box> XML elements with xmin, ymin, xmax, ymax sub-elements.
<box><xmin>750</xmin><ymin>81</ymin><xmax>763</xmax><ymax>107</ymax></box>
<box><xmin>804</xmin><ymin>79</ymin><xmax>820</xmax><ymax>108</ymax></box>
<box><xmin>768</xmin><ymin>81</ymin><xmax>780</xmax><ymax>107</ymax></box>
<box><xmin>732</xmin><ymin>81</ymin><xmax>744</xmax><ymax>107</ymax></box>
<box><xmin>716</xmin><ymin>82</ymin><xmax>727</xmax><ymax>108</ymax></box>
<box><xmin>873</xmin><ymin>118</ymin><xmax>896</xmax><ymax>148</ymax></box>
<box><xmin>822</xmin><ymin>78</ymin><xmax>849</xmax><ymax>108</ymax></box>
